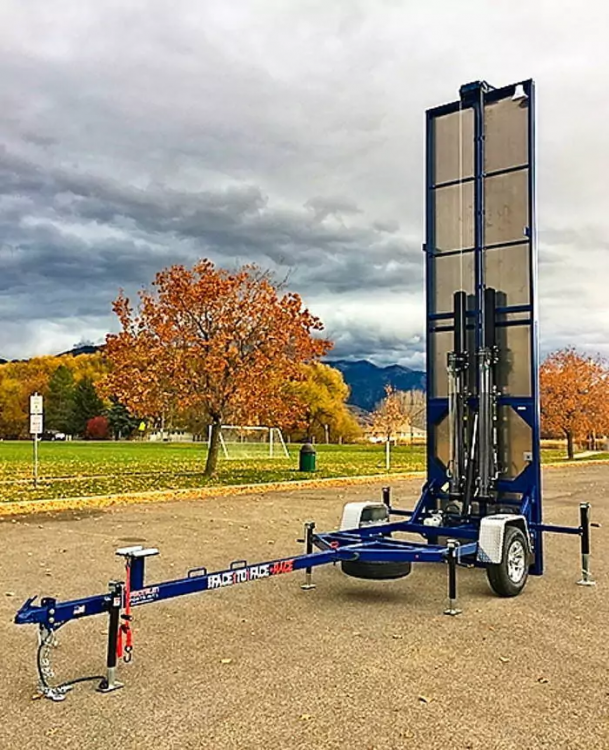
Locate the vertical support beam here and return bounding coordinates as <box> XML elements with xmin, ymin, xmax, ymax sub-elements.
<box><xmin>424</xmin><ymin>103</ymin><xmax>436</xmax><ymax>489</ymax></box>
<box><xmin>301</xmin><ymin>522</ymin><xmax>316</xmax><ymax>590</ymax></box>
<box><xmin>382</xmin><ymin>486</ymin><xmax>391</xmax><ymax>509</ymax></box>
<box><xmin>469</xmin><ymin>83</ymin><xmax>487</xmax><ymax>365</ymax></box>
<box><xmin>527</xmin><ymin>80</ymin><xmax>543</xmax><ymax>576</ymax></box>
<box><xmin>97</xmin><ymin>582</ymin><xmax>124</xmax><ymax>693</ymax></box>
<box><xmin>577</xmin><ymin>503</ymin><xmax>595</xmax><ymax>586</ymax></box>
<box><xmin>444</xmin><ymin>539</ymin><xmax>462</xmax><ymax>616</ymax></box>
<box><xmin>130</xmin><ymin>557</ymin><xmax>146</xmax><ymax>591</ymax></box>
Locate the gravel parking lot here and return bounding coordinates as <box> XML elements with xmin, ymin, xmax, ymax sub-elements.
<box><xmin>1</xmin><ymin>465</ymin><xmax>608</xmax><ymax>750</ymax></box>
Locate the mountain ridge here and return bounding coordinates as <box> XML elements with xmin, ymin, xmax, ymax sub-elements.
<box><xmin>327</xmin><ymin>358</ymin><xmax>426</xmax><ymax>411</ymax></box>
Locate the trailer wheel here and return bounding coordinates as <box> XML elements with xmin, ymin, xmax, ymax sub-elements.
<box><xmin>486</xmin><ymin>526</ymin><xmax>529</xmax><ymax>597</ymax></box>
<box><xmin>341</xmin><ymin>560</ymin><xmax>412</xmax><ymax>580</ymax></box>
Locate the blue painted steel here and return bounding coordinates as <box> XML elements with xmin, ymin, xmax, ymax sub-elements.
<box><xmin>424</xmin><ymin>103</ymin><xmax>435</xmax><ymax>486</ymax></box>
<box><xmin>131</xmin><ymin>557</ymin><xmax>146</xmax><ymax>590</ymax></box>
<box><xmin>15</xmin><ymin>593</ymin><xmax>112</xmax><ymax>627</ymax></box>
<box><xmin>527</xmin><ymin>79</ymin><xmax>544</xmax><ymax>575</ymax></box>
<box><xmin>473</xmin><ymin>81</ymin><xmax>485</xmax><ymax>359</ymax></box>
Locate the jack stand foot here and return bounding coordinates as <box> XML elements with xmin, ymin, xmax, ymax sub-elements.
<box><xmin>97</xmin><ymin>678</ymin><xmax>124</xmax><ymax>694</ymax></box>
<box><xmin>444</xmin><ymin>599</ymin><xmax>462</xmax><ymax>617</ymax></box>
<box><xmin>577</xmin><ymin>553</ymin><xmax>595</xmax><ymax>586</ymax></box>
<box><xmin>300</xmin><ymin>583</ymin><xmax>316</xmax><ymax>591</ymax></box>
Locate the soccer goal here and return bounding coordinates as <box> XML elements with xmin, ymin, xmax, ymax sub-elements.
<box><xmin>209</xmin><ymin>425</ymin><xmax>290</xmax><ymax>459</ymax></box>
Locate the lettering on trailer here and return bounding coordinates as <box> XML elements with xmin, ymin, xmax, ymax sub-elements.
<box><xmin>130</xmin><ymin>586</ymin><xmax>160</xmax><ymax>605</ymax></box>
<box><xmin>208</xmin><ymin>560</ymin><xmax>294</xmax><ymax>590</ymax></box>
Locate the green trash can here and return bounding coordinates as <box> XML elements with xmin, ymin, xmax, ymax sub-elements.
<box><xmin>299</xmin><ymin>442</ymin><xmax>316</xmax><ymax>472</ymax></box>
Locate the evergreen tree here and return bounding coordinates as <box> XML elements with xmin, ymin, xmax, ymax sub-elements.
<box><xmin>72</xmin><ymin>377</ymin><xmax>105</xmax><ymax>436</ymax></box>
<box><xmin>45</xmin><ymin>365</ymin><xmax>76</xmax><ymax>434</ymax></box>
<box><xmin>106</xmin><ymin>399</ymin><xmax>139</xmax><ymax>439</ymax></box>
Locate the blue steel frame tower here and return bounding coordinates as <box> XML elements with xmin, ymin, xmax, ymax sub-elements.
<box><xmin>424</xmin><ymin>79</ymin><xmax>543</xmax><ymax>573</ymax></box>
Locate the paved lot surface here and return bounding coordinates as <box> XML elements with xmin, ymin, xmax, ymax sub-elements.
<box><xmin>1</xmin><ymin>465</ymin><xmax>608</xmax><ymax>750</ymax></box>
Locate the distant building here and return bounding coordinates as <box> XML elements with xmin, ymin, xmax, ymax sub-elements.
<box><xmin>365</xmin><ymin>422</ymin><xmax>426</xmax><ymax>444</ymax></box>
<box><xmin>148</xmin><ymin>430</ymin><xmax>193</xmax><ymax>443</ymax></box>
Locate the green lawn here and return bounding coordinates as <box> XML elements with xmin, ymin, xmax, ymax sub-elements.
<box><xmin>1</xmin><ymin>440</ymin><xmax>605</xmax><ymax>505</ymax></box>
<box><xmin>0</xmin><ymin>441</ymin><xmax>426</xmax><ymax>504</ymax></box>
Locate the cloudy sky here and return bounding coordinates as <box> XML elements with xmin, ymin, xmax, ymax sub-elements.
<box><xmin>1</xmin><ymin>0</ymin><xmax>608</xmax><ymax>368</ymax></box>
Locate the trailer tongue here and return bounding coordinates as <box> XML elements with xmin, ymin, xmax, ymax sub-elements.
<box><xmin>15</xmin><ymin>78</ymin><xmax>597</xmax><ymax>701</ymax></box>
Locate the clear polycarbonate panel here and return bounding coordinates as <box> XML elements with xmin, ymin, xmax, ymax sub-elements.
<box><xmin>498</xmin><ymin>406</ymin><xmax>532</xmax><ymax>479</ymax></box>
<box><xmin>434</xmin><ymin>108</ymin><xmax>475</xmax><ymax>184</ymax></box>
<box><xmin>435</xmin><ymin>414</ymin><xmax>450</xmax><ymax>469</ymax></box>
<box><xmin>484</xmin><ymin>97</ymin><xmax>529</xmax><ymax>173</ymax></box>
<box><xmin>434</xmin><ymin>182</ymin><xmax>475</xmax><ymax>252</ymax></box>
<box><xmin>431</xmin><ymin>329</ymin><xmax>453</xmax><ymax>398</ymax></box>
<box><xmin>496</xmin><ymin>324</ymin><xmax>532</xmax><ymax>397</ymax></box>
<box><xmin>484</xmin><ymin>243</ymin><xmax>530</xmax><ymax>306</ymax></box>
<box><xmin>484</xmin><ymin>170</ymin><xmax>529</xmax><ymax>246</ymax></box>
<box><xmin>433</xmin><ymin>251</ymin><xmax>475</xmax><ymax>313</ymax></box>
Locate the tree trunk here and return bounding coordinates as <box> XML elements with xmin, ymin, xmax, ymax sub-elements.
<box><xmin>566</xmin><ymin>431</ymin><xmax>574</xmax><ymax>460</ymax></box>
<box><xmin>385</xmin><ymin>438</ymin><xmax>391</xmax><ymax>471</ymax></box>
<box><xmin>204</xmin><ymin>418</ymin><xmax>222</xmax><ymax>477</ymax></box>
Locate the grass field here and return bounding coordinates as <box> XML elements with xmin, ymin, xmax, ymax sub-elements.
<box><xmin>0</xmin><ymin>440</ymin><xmax>426</xmax><ymax>504</ymax></box>
<box><xmin>1</xmin><ymin>440</ymin><xmax>607</xmax><ymax>505</ymax></box>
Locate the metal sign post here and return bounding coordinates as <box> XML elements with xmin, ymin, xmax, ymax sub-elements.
<box><xmin>30</xmin><ymin>393</ymin><xmax>43</xmax><ymax>488</ymax></box>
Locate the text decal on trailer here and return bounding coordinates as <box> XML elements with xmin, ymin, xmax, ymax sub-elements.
<box><xmin>208</xmin><ymin>560</ymin><xmax>294</xmax><ymax>590</ymax></box>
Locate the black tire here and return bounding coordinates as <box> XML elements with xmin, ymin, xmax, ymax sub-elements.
<box><xmin>341</xmin><ymin>559</ymin><xmax>412</xmax><ymax>580</ymax></box>
<box><xmin>486</xmin><ymin>526</ymin><xmax>530</xmax><ymax>597</ymax></box>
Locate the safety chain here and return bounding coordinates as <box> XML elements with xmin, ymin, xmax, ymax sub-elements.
<box><xmin>37</xmin><ymin>626</ymin><xmax>71</xmax><ymax>702</ymax></box>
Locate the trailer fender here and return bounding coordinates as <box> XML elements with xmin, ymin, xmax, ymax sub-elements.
<box><xmin>339</xmin><ymin>502</ymin><xmax>389</xmax><ymax>531</ymax></box>
<box><xmin>477</xmin><ymin>515</ymin><xmax>531</xmax><ymax>564</ymax></box>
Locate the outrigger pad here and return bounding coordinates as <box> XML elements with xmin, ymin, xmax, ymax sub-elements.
<box><xmin>340</xmin><ymin>560</ymin><xmax>412</xmax><ymax>580</ymax></box>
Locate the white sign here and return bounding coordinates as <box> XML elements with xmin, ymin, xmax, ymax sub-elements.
<box><xmin>30</xmin><ymin>414</ymin><xmax>43</xmax><ymax>435</ymax></box>
<box><xmin>30</xmin><ymin>394</ymin><xmax>44</xmax><ymax>415</ymax></box>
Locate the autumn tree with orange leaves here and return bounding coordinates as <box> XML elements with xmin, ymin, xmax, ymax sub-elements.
<box><xmin>371</xmin><ymin>385</ymin><xmax>410</xmax><ymax>470</ymax></box>
<box><xmin>103</xmin><ymin>260</ymin><xmax>331</xmax><ymax>476</ymax></box>
<box><xmin>540</xmin><ymin>348</ymin><xmax>609</xmax><ymax>459</ymax></box>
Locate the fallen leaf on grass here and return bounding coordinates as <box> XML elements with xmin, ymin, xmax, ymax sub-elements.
<box><xmin>499</xmin><ymin>656</ymin><xmax>510</xmax><ymax>663</ymax></box>
<box><xmin>45</xmin><ymin>729</ymin><xmax>59</xmax><ymax>737</ymax></box>
<box><xmin>5</xmin><ymin>592</ymin><xmax>15</xmax><ymax>597</ymax></box>
<box><xmin>418</xmin><ymin>695</ymin><xmax>432</xmax><ymax>704</ymax></box>
<box><xmin>220</xmin><ymin>658</ymin><xmax>232</xmax><ymax>665</ymax></box>
<box><xmin>391</xmin><ymin>634</ymin><xmax>403</xmax><ymax>640</ymax></box>
<box><xmin>299</xmin><ymin>714</ymin><xmax>313</xmax><ymax>721</ymax></box>
<box><xmin>537</xmin><ymin>677</ymin><xmax>549</xmax><ymax>684</ymax></box>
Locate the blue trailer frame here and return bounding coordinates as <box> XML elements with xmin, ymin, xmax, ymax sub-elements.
<box><xmin>14</xmin><ymin>79</ymin><xmax>597</xmax><ymax>700</ymax></box>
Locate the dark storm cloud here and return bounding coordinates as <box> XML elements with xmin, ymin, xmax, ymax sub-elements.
<box><xmin>0</xmin><ymin>148</ymin><xmax>422</xmax><ymax>331</ymax></box>
<box><xmin>1</xmin><ymin>1</ymin><xmax>608</xmax><ymax>362</ymax></box>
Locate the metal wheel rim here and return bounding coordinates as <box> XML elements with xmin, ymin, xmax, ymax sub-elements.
<box><xmin>507</xmin><ymin>539</ymin><xmax>526</xmax><ymax>583</ymax></box>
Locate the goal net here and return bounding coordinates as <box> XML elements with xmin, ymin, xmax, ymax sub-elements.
<box><xmin>209</xmin><ymin>425</ymin><xmax>290</xmax><ymax>459</ymax></box>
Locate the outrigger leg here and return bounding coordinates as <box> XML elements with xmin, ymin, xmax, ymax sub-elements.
<box><xmin>577</xmin><ymin>503</ymin><xmax>596</xmax><ymax>587</ymax></box>
<box><xmin>300</xmin><ymin>521</ymin><xmax>316</xmax><ymax>590</ymax></box>
<box><xmin>97</xmin><ymin>582</ymin><xmax>124</xmax><ymax>693</ymax></box>
<box><xmin>444</xmin><ymin>539</ymin><xmax>462</xmax><ymax>616</ymax></box>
